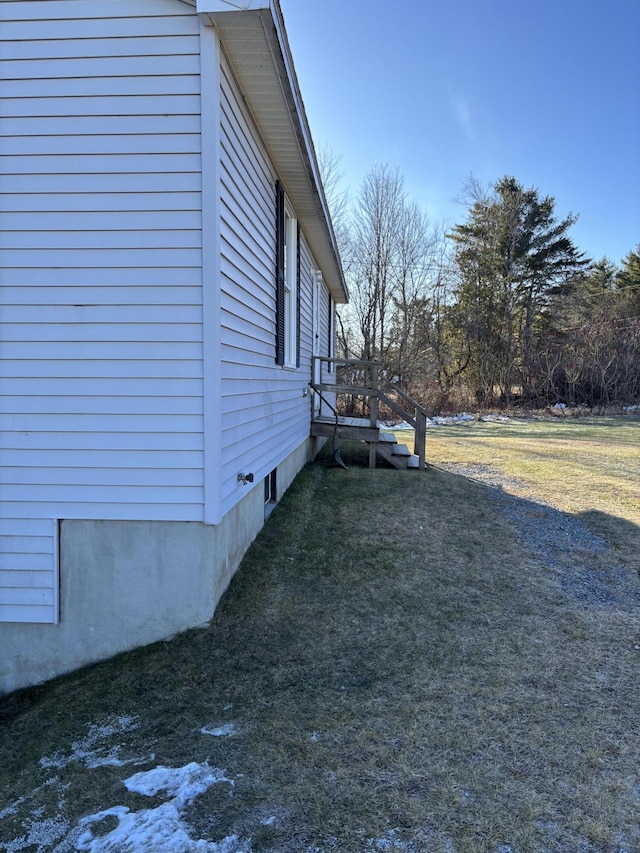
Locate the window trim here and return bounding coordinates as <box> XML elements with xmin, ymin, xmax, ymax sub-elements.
<box><xmin>264</xmin><ymin>468</ymin><xmax>277</xmax><ymax>519</ymax></box>
<box><xmin>283</xmin><ymin>202</ymin><xmax>297</xmax><ymax>368</ymax></box>
<box><xmin>327</xmin><ymin>293</ymin><xmax>334</xmax><ymax>373</ymax></box>
<box><xmin>275</xmin><ymin>181</ymin><xmax>299</xmax><ymax>368</ymax></box>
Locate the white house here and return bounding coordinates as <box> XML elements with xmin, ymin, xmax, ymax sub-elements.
<box><xmin>0</xmin><ymin>0</ymin><xmax>347</xmax><ymax>694</ymax></box>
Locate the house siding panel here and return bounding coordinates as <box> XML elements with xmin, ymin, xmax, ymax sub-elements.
<box><xmin>0</xmin><ymin>0</ymin><xmax>204</xmax><ymax>623</ymax></box>
<box><xmin>218</xmin><ymin>55</ymin><xmax>317</xmax><ymax>517</ymax></box>
<box><xmin>0</xmin><ymin>518</ymin><xmax>56</xmax><ymax>624</ymax></box>
<box><xmin>298</xmin><ymin>236</ymin><xmax>314</xmax><ymax>362</ymax></box>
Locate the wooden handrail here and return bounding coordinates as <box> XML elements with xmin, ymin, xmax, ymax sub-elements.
<box><xmin>313</xmin><ymin>356</ymin><xmax>382</xmax><ymax>367</ymax></box>
<box><xmin>378</xmin><ymin>390</ymin><xmax>416</xmax><ymax>429</ymax></box>
<box><xmin>310</xmin><ymin>357</ymin><xmax>427</xmax><ymax>468</ymax></box>
<box><xmin>313</xmin><ymin>383</ymin><xmax>380</xmax><ymax>397</ymax></box>
<box><xmin>381</xmin><ymin>380</ymin><xmax>429</xmax><ymax>419</ymax></box>
<box><xmin>379</xmin><ymin>382</ymin><xmax>427</xmax><ymax>469</ymax></box>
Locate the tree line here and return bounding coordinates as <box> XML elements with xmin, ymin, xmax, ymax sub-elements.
<box><xmin>324</xmin><ymin>157</ymin><xmax>640</xmax><ymax>412</ymax></box>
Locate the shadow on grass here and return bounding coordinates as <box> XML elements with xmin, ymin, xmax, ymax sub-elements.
<box><xmin>577</xmin><ymin>509</ymin><xmax>640</xmax><ymax>569</ymax></box>
<box><xmin>1</xmin><ymin>449</ymin><xmax>639</xmax><ymax>853</ymax></box>
<box><xmin>436</xmin><ymin>463</ymin><xmax>640</xmax><ymax>608</ymax></box>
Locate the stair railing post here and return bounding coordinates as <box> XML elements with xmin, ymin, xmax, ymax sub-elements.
<box><xmin>414</xmin><ymin>407</ymin><xmax>426</xmax><ymax>469</ymax></box>
<box><xmin>368</xmin><ymin>362</ymin><xmax>379</xmax><ymax>468</ymax></box>
<box><xmin>370</xmin><ymin>363</ymin><xmax>379</xmax><ymax>428</ymax></box>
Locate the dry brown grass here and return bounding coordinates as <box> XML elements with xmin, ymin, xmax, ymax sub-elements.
<box><xmin>1</xmin><ymin>421</ymin><xmax>639</xmax><ymax>852</ymax></box>
<box><xmin>411</xmin><ymin>414</ymin><xmax>640</xmax><ymax>564</ymax></box>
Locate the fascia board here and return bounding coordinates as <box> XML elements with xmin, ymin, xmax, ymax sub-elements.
<box><xmin>195</xmin><ymin>1</ymin><xmax>270</xmax><ymax>30</ymax></box>
<box><xmin>195</xmin><ymin>0</ymin><xmax>348</xmax><ymax>303</ymax></box>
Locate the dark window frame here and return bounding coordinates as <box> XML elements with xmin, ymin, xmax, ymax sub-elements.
<box><xmin>275</xmin><ymin>180</ymin><xmax>301</xmax><ymax>368</ymax></box>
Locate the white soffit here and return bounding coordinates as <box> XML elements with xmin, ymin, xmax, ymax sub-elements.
<box><xmin>196</xmin><ymin>0</ymin><xmax>347</xmax><ymax>303</ymax></box>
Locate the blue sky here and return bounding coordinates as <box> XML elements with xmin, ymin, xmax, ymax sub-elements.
<box><xmin>280</xmin><ymin>0</ymin><xmax>640</xmax><ymax>266</ymax></box>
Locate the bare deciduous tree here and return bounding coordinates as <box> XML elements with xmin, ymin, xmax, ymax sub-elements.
<box><xmin>330</xmin><ymin>164</ymin><xmax>446</xmax><ymax>378</ymax></box>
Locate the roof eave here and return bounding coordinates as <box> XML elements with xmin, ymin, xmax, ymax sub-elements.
<box><xmin>195</xmin><ymin>0</ymin><xmax>348</xmax><ymax>303</ymax></box>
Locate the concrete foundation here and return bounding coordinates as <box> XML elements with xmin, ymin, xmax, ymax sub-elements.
<box><xmin>0</xmin><ymin>439</ymin><xmax>315</xmax><ymax>695</ymax></box>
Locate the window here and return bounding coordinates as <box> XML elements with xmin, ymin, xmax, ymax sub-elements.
<box><xmin>327</xmin><ymin>294</ymin><xmax>334</xmax><ymax>373</ymax></box>
<box><xmin>275</xmin><ymin>181</ymin><xmax>299</xmax><ymax>367</ymax></box>
<box><xmin>264</xmin><ymin>468</ymin><xmax>277</xmax><ymax>519</ymax></box>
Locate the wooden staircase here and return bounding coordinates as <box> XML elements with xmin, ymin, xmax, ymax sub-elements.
<box><xmin>377</xmin><ymin>432</ymin><xmax>415</xmax><ymax>469</ymax></box>
<box><xmin>310</xmin><ymin>358</ymin><xmax>428</xmax><ymax>470</ymax></box>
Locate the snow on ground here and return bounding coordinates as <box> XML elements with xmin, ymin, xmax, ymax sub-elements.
<box><xmin>2</xmin><ymin>716</ymin><xmax>151</xmax><ymax>853</ymax></box>
<box><xmin>2</xmin><ymin>716</ymin><xmax>149</xmax><ymax>853</ymax></box>
<box><xmin>363</xmin><ymin>829</ymin><xmax>415</xmax><ymax>851</ymax></box>
<box><xmin>77</xmin><ymin>763</ymin><xmax>246</xmax><ymax>853</ymax></box>
<box><xmin>4</xmin><ymin>704</ymin><xmax>622</xmax><ymax>851</ymax></box>
<box><xmin>200</xmin><ymin>723</ymin><xmax>236</xmax><ymax>737</ymax></box>
<box><xmin>1</xmin><ymin>814</ymin><xmax>75</xmax><ymax>853</ymax></box>
<box><xmin>2</xmin><ymin>718</ymin><xmax>251</xmax><ymax>853</ymax></box>
<box><xmin>6</xmin><ymin>715</ymin><xmax>429</xmax><ymax>853</ymax></box>
<box><xmin>39</xmin><ymin>716</ymin><xmax>147</xmax><ymax>770</ymax></box>
<box><xmin>382</xmin><ymin>413</ymin><xmax>509</xmax><ymax>431</ymax></box>
<box><xmin>124</xmin><ymin>763</ymin><xmax>231</xmax><ymax>808</ymax></box>
<box><xmin>478</xmin><ymin>413</ymin><xmax>510</xmax><ymax>423</ymax></box>
<box><xmin>428</xmin><ymin>413</ymin><xmax>476</xmax><ymax>425</ymax></box>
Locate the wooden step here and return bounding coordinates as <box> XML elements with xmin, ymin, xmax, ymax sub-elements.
<box><xmin>390</xmin><ymin>443</ymin><xmax>410</xmax><ymax>456</ymax></box>
<box><xmin>311</xmin><ymin>417</ymin><xmax>379</xmax><ymax>442</ymax></box>
<box><xmin>375</xmin><ymin>441</ymin><xmax>410</xmax><ymax>469</ymax></box>
<box><xmin>379</xmin><ymin>432</ymin><xmax>398</xmax><ymax>444</ymax></box>
<box><xmin>407</xmin><ymin>454</ymin><xmax>427</xmax><ymax>469</ymax></box>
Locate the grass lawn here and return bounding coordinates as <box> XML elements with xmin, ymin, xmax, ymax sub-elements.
<box><xmin>1</xmin><ymin>416</ymin><xmax>639</xmax><ymax>853</ymax></box>
<box><xmin>411</xmin><ymin>413</ymin><xmax>640</xmax><ymax>558</ymax></box>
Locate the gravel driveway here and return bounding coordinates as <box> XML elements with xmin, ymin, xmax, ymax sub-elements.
<box><xmin>434</xmin><ymin>462</ymin><xmax>639</xmax><ymax>608</ymax></box>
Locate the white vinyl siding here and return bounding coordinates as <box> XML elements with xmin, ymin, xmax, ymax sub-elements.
<box><xmin>218</xmin><ymin>55</ymin><xmax>316</xmax><ymax>517</ymax></box>
<box><xmin>298</xmin><ymin>238</ymin><xmax>315</xmax><ymax>368</ymax></box>
<box><xmin>0</xmin><ymin>519</ymin><xmax>58</xmax><ymax>624</ymax></box>
<box><xmin>0</xmin><ymin>0</ymin><xmax>204</xmax><ymax>622</ymax></box>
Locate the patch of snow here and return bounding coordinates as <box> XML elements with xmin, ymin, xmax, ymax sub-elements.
<box><xmin>0</xmin><ymin>798</ymin><xmax>23</xmax><ymax>820</ymax></box>
<box><xmin>382</xmin><ymin>420</ymin><xmax>414</xmax><ymax>431</ymax></box>
<box><xmin>51</xmin><ymin>828</ymin><xmax>83</xmax><ymax>853</ymax></box>
<box><xmin>4</xmin><ymin>719</ymin><xmax>153</xmax><ymax>853</ymax></box>
<box><xmin>261</xmin><ymin>816</ymin><xmax>277</xmax><ymax>827</ymax></box>
<box><xmin>1</xmin><ymin>815</ymin><xmax>72</xmax><ymax>853</ymax></box>
<box><xmin>76</xmin><ymin>803</ymin><xmax>245</xmax><ymax>853</ymax></box>
<box><xmin>429</xmin><ymin>413</ymin><xmax>475</xmax><ymax>425</ymax></box>
<box><xmin>385</xmin><ymin>412</ymin><xmax>484</xmax><ymax>430</ymax></box>
<box><xmin>124</xmin><ymin>762</ymin><xmax>232</xmax><ymax>808</ymax></box>
<box><xmin>200</xmin><ymin>723</ymin><xmax>235</xmax><ymax>737</ymax></box>
<box><xmin>40</xmin><ymin>716</ymin><xmax>140</xmax><ymax>770</ymax></box>
<box><xmin>0</xmin><ymin>777</ymin><xmax>63</xmax><ymax>821</ymax></box>
<box><xmin>479</xmin><ymin>414</ymin><xmax>510</xmax><ymax>423</ymax></box>
<box><xmin>85</xmin><ymin>753</ymin><xmax>155</xmax><ymax>770</ymax></box>
<box><xmin>364</xmin><ymin>829</ymin><xmax>413</xmax><ymax>851</ymax></box>
<box><xmin>76</xmin><ymin>762</ymin><xmax>247</xmax><ymax>853</ymax></box>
